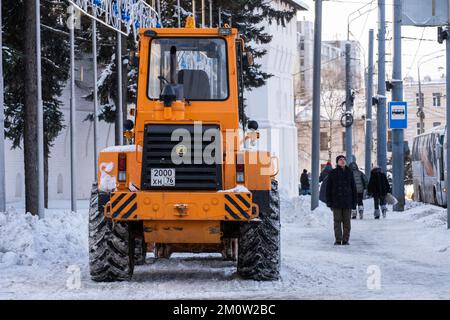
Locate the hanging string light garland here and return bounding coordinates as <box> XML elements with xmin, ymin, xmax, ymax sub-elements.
<box><xmin>68</xmin><ymin>0</ymin><xmax>160</xmax><ymax>40</ymax></box>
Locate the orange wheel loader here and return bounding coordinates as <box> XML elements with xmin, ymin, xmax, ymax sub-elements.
<box><xmin>88</xmin><ymin>25</ymin><xmax>280</xmax><ymax>282</ymax></box>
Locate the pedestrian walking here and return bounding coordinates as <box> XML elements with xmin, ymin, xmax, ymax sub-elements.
<box><xmin>326</xmin><ymin>155</ymin><xmax>357</xmax><ymax>245</ymax></box>
<box><xmin>367</xmin><ymin>167</ymin><xmax>391</xmax><ymax>219</ymax></box>
<box><xmin>348</xmin><ymin>161</ymin><xmax>368</xmax><ymax>219</ymax></box>
<box><xmin>319</xmin><ymin>161</ymin><xmax>333</xmax><ymax>203</ymax></box>
<box><xmin>300</xmin><ymin>169</ymin><xmax>310</xmax><ymax>195</ymax></box>
<box><xmin>319</xmin><ymin>161</ymin><xmax>333</xmax><ymax>182</ymax></box>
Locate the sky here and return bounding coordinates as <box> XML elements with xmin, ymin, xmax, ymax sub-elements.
<box><xmin>297</xmin><ymin>0</ymin><xmax>446</xmax><ymax>81</ymax></box>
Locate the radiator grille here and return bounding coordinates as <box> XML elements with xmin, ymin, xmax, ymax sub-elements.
<box><xmin>141</xmin><ymin>124</ymin><xmax>222</xmax><ymax>190</ymax></box>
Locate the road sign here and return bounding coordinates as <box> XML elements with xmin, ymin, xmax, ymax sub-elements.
<box><xmin>402</xmin><ymin>0</ymin><xmax>449</xmax><ymax>27</ymax></box>
<box><xmin>389</xmin><ymin>101</ymin><xmax>408</xmax><ymax>129</ymax></box>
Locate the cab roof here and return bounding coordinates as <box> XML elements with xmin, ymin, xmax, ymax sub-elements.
<box><xmin>139</xmin><ymin>28</ymin><xmax>238</xmax><ymax>37</ymax></box>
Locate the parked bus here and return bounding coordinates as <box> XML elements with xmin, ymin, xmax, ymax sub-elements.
<box><xmin>411</xmin><ymin>125</ymin><xmax>447</xmax><ymax>207</ymax></box>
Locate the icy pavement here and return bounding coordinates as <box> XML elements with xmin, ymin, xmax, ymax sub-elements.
<box><xmin>0</xmin><ymin>197</ymin><xmax>449</xmax><ymax>299</ymax></box>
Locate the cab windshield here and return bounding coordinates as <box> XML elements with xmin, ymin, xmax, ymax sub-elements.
<box><xmin>148</xmin><ymin>38</ymin><xmax>228</xmax><ymax>101</ymax></box>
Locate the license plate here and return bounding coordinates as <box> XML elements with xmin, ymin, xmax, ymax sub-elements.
<box><xmin>150</xmin><ymin>168</ymin><xmax>175</xmax><ymax>186</ymax></box>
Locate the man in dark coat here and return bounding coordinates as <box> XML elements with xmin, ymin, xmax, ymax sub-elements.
<box><xmin>367</xmin><ymin>167</ymin><xmax>391</xmax><ymax>219</ymax></box>
<box><xmin>326</xmin><ymin>155</ymin><xmax>357</xmax><ymax>245</ymax></box>
<box><xmin>300</xmin><ymin>169</ymin><xmax>310</xmax><ymax>195</ymax></box>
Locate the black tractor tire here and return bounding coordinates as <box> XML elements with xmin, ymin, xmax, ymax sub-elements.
<box><xmin>89</xmin><ymin>183</ymin><xmax>134</xmax><ymax>282</ymax></box>
<box><xmin>237</xmin><ymin>179</ymin><xmax>281</xmax><ymax>281</ymax></box>
<box><xmin>134</xmin><ymin>236</ymin><xmax>147</xmax><ymax>265</ymax></box>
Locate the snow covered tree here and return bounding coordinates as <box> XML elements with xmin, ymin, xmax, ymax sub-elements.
<box><xmin>81</xmin><ymin>19</ymin><xmax>136</xmax><ymax>144</ymax></box>
<box><xmin>2</xmin><ymin>0</ymin><xmax>69</xmax><ymax>211</ymax></box>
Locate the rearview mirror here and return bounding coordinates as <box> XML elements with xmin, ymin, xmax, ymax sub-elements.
<box><xmin>129</xmin><ymin>50</ymin><xmax>139</xmax><ymax>67</ymax></box>
<box><xmin>124</xmin><ymin>119</ymin><xmax>134</xmax><ymax>131</ymax></box>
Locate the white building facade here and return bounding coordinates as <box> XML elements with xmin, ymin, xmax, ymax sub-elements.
<box><xmin>245</xmin><ymin>0</ymin><xmax>308</xmax><ymax>197</ymax></box>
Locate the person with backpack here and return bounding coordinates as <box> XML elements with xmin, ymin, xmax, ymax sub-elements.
<box><xmin>300</xmin><ymin>169</ymin><xmax>310</xmax><ymax>195</ymax></box>
<box><xmin>367</xmin><ymin>167</ymin><xmax>391</xmax><ymax>219</ymax></box>
<box><xmin>319</xmin><ymin>161</ymin><xmax>333</xmax><ymax>203</ymax></box>
<box><xmin>326</xmin><ymin>155</ymin><xmax>357</xmax><ymax>245</ymax></box>
<box><xmin>348</xmin><ymin>161</ymin><xmax>368</xmax><ymax>219</ymax></box>
<box><xmin>319</xmin><ymin>161</ymin><xmax>333</xmax><ymax>182</ymax></box>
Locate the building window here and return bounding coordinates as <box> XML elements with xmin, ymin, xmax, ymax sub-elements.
<box><xmin>300</xmin><ymin>72</ymin><xmax>305</xmax><ymax>82</ymax></box>
<box><xmin>300</xmin><ymin>40</ymin><xmax>305</xmax><ymax>51</ymax></box>
<box><xmin>320</xmin><ymin>132</ymin><xmax>328</xmax><ymax>151</ymax></box>
<box><xmin>416</xmin><ymin>92</ymin><xmax>424</xmax><ymax>107</ymax></box>
<box><xmin>417</xmin><ymin>122</ymin><xmax>424</xmax><ymax>135</ymax></box>
<box><xmin>300</xmin><ymin>58</ymin><xmax>304</xmax><ymax>67</ymax></box>
<box><xmin>433</xmin><ymin>122</ymin><xmax>441</xmax><ymax>127</ymax></box>
<box><xmin>433</xmin><ymin>93</ymin><xmax>441</xmax><ymax>107</ymax></box>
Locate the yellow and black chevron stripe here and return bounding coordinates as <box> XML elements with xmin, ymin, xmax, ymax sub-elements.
<box><xmin>224</xmin><ymin>193</ymin><xmax>251</xmax><ymax>220</ymax></box>
<box><xmin>110</xmin><ymin>192</ymin><xmax>138</xmax><ymax>219</ymax></box>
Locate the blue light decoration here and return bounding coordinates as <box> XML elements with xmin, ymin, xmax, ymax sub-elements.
<box><xmin>69</xmin><ymin>0</ymin><xmax>160</xmax><ymax>40</ymax></box>
<box><xmin>122</xmin><ymin>10</ymin><xmax>130</xmax><ymax>22</ymax></box>
<box><xmin>112</xmin><ymin>1</ymin><xmax>118</xmax><ymax>16</ymax></box>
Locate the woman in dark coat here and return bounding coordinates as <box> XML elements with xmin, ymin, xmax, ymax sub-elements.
<box><xmin>367</xmin><ymin>167</ymin><xmax>391</xmax><ymax>219</ymax></box>
<box><xmin>319</xmin><ymin>162</ymin><xmax>333</xmax><ymax>182</ymax></box>
<box><xmin>300</xmin><ymin>169</ymin><xmax>310</xmax><ymax>195</ymax></box>
<box><xmin>319</xmin><ymin>162</ymin><xmax>333</xmax><ymax>203</ymax></box>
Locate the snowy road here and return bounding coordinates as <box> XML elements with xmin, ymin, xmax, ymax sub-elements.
<box><xmin>0</xmin><ymin>197</ymin><xmax>449</xmax><ymax>299</ymax></box>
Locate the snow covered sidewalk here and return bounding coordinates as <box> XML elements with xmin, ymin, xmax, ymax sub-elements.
<box><xmin>0</xmin><ymin>197</ymin><xmax>449</xmax><ymax>299</ymax></box>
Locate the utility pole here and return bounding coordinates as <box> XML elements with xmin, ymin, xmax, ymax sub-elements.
<box><xmin>446</xmin><ymin>28</ymin><xmax>450</xmax><ymax>229</ymax></box>
<box><xmin>193</xmin><ymin>0</ymin><xmax>196</xmax><ymax>26</ymax></box>
<box><xmin>345</xmin><ymin>42</ymin><xmax>353</xmax><ymax>161</ymax></box>
<box><xmin>416</xmin><ymin>54</ymin><xmax>445</xmax><ymax>135</ymax></box>
<box><xmin>0</xmin><ymin>0</ymin><xmax>6</xmax><ymax>212</ymax></box>
<box><xmin>311</xmin><ymin>0</ymin><xmax>322</xmax><ymax>210</ymax></box>
<box><xmin>36</xmin><ymin>0</ymin><xmax>45</xmax><ymax>216</ymax></box>
<box><xmin>209</xmin><ymin>0</ymin><xmax>213</xmax><ymax>28</ymax></box>
<box><xmin>365</xmin><ymin>29</ymin><xmax>374</xmax><ymax>179</ymax></box>
<box><xmin>69</xmin><ymin>4</ymin><xmax>77</xmax><ymax>212</ymax></box>
<box><xmin>377</xmin><ymin>0</ymin><xmax>387</xmax><ymax>173</ymax></box>
<box><xmin>116</xmin><ymin>0</ymin><xmax>124</xmax><ymax>146</ymax></box>
<box><xmin>201</xmin><ymin>0</ymin><xmax>205</xmax><ymax>28</ymax></box>
<box><xmin>92</xmin><ymin>12</ymin><xmax>99</xmax><ymax>181</ymax></box>
<box><xmin>177</xmin><ymin>0</ymin><xmax>181</xmax><ymax>28</ymax></box>
<box><xmin>437</xmin><ymin>26</ymin><xmax>450</xmax><ymax>228</ymax></box>
<box><xmin>417</xmin><ymin>66</ymin><xmax>424</xmax><ymax>134</ymax></box>
<box><xmin>391</xmin><ymin>0</ymin><xmax>404</xmax><ymax>211</ymax></box>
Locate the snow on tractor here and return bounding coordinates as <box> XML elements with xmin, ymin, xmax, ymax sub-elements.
<box><xmin>88</xmin><ymin>23</ymin><xmax>280</xmax><ymax>282</ymax></box>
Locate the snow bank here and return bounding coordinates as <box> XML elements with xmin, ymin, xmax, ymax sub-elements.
<box><xmin>0</xmin><ymin>208</ymin><xmax>87</xmax><ymax>268</ymax></box>
<box><xmin>280</xmin><ymin>193</ymin><xmax>332</xmax><ymax>228</ymax></box>
<box><xmin>404</xmin><ymin>203</ymin><xmax>447</xmax><ymax>228</ymax></box>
